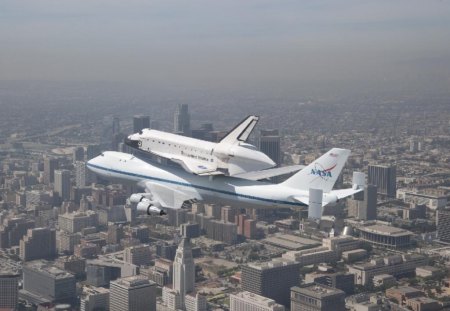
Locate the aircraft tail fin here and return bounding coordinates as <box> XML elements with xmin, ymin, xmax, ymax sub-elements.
<box><xmin>281</xmin><ymin>148</ymin><xmax>350</xmax><ymax>193</ymax></box>
<box><xmin>219</xmin><ymin>115</ymin><xmax>259</xmax><ymax>145</ymax></box>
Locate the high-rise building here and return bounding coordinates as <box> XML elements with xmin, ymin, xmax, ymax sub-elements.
<box><xmin>73</xmin><ymin>146</ymin><xmax>85</xmax><ymax>163</ymax></box>
<box><xmin>110</xmin><ymin>276</ymin><xmax>156</xmax><ymax>311</ymax></box>
<box><xmin>133</xmin><ymin>115</ymin><xmax>150</xmax><ymax>133</ymax></box>
<box><xmin>58</xmin><ymin>211</ymin><xmax>98</xmax><ymax>234</ymax></box>
<box><xmin>437</xmin><ymin>209</ymin><xmax>450</xmax><ymax>242</ymax></box>
<box><xmin>86</xmin><ymin>144</ymin><xmax>102</xmax><ymax>161</ymax></box>
<box><xmin>173</xmin><ymin>238</ymin><xmax>196</xmax><ymax>308</ymax></box>
<box><xmin>54</xmin><ymin>169</ymin><xmax>71</xmax><ymax>202</ymax></box>
<box><xmin>0</xmin><ymin>271</ymin><xmax>19</xmax><ymax>310</ymax></box>
<box><xmin>230</xmin><ymin>291</ymin><xmax>285</xmax><ymax>311</ymax></box>
<box><xmin>19</xmin><ymin>227</ymin><xmax>56</xmax><ymax>261</ymax></box>
<box><xmin>241</xmin><ymin>259</ymin><xmax>300</xmax><ymax>307</ymax></box>
<box><xmin>174</xmin><ymin>104</ymin><xmax>191</xmax><ymax>136</ymax></box>
<box><xmin>22</xmin><ymin>260</ymin><xmax>76</xmax><ymax>304</ymax></box>
<box><xmin>0</xmin><ymin>217</ymin><xmax>35</xmax><ymax>248</ymax></box>
<box><xmin>180</xmin><ymin>223</ymin><xmax>200</xmax><ymax>239</ymax></box>
<box><xmin>259</xmin><ymin>129</ymin><xmax>282</xmax><ymax>166</ymax></box>
<box><xmin>290</xmin><ymin>284</ymin><xmax>346</xmax><ymax>311</ymax></box>
<box><xmin>107</xmin><ymin>223</ymin><xmax>124</xmax><ymax>244</ymax></box>
<box><xmin>368</xmin><ymin>164</ymin><xmax>397</xmax><ymax>198</ymax></box>
<box><xmin>221</xmin><ymin>206</ymin><xmax>236</xmax><ymax>223</ymax></box>
<box><xmin>80</xmin><ymin>285</ymin><xmax>110</xmax><ymax>311</ymax></box>
<box><xmin>75</xmin><ymin>161</ymin><xmax>92</xmax><ymax>187</ymax></box>
<box><xmin>347</xmin><ymin>184</ymin><xmax>377</xmax><ymax>220</ymax></box>
<box><xmin>112</xmin><ymin>116</ymin><xmax>121</xmax><ymax>135</ymax></box>
<box><xmin>43</xmin><ymin>157</ymin><xmax>58</xmax><ymax>184</ymax></box>
<box><xmin>124</xmin><ymin>245</ymin><xmax>151</xmax><ymax>266</ymax></box>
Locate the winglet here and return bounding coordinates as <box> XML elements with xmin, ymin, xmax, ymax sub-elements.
<box><xmin>219</xmin><ymin>115</ymin><xmax>259</xmax><ymax>145</ymax></box>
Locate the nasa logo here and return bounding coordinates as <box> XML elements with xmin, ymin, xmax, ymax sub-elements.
<box><xmin>310</xmin><ymin>169</ymin><xmax>332</xmax><ymax>178</ymax></box>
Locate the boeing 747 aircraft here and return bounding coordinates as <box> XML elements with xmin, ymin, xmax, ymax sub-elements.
<box><xmin>87</xmin><ymin>148</ymin><xmax>365</xmax><ymax>219</ymax></box>
<box><xmin>125</xmin><ymin>115</ymin><xmax>302</xmax><ymax>179</ymax></box>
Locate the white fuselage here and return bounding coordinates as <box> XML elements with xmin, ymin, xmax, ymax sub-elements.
<box><xmin>127</xmin><ymin>129</ymin><xmax>276</xmax><ymax>175</ymax></box>
<box><xmin>87</xmin><ymin>151</ymin><xmax>306</xmax><ymax>209</ymax></box>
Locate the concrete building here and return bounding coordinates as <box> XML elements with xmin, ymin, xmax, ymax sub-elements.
<box><xmin>0</xmin><ymin>216</ymin><xmax>35</xmax><ymax>248</ymax></box>
<box><xmin>0</xmin><ymin>271</ymin><xmax>19</xmax><ymax>310</ymax></box>
<box><xmin>241</xmin><ymin>259</ymin><xmax>300</xmax><ymax>307</ymax></box>
<box><xmin>73</xmin><ymin>146</ymin><xmax>85</xmax><ymax>163</ymax></box>
<box><xmin>290</xmin><ymin>283</ymin><xmax>346</xmax><ymax>311</ymax></box>
<box><xmin>437</xmin><ymin>208</ymin><xmax>450</xmax><ymax>242</ymax></box>
<box><xmin>358</xmin><ymin>224</ymin><xmax>413</xmax><ymax>249</ymax></box>
<box><xmin>259</xmin><ymin>129</ymin><xmax>282</xmax><ymax>166</ymax></box>
<box><xmin>58</xmin><ymin>211</ymin><xmax>98</xmax><ymax>233</ymax></box>
<box><xmin>305</xmin><ymin>272</ymin><xmax>355</xmax><ymax>294</ymax></box>
<box><xmin>133</xmin><ymin>115</ymin><xmax>150</xmax><ymax>133</ymax></box>
<box><xmin>54</xmin><ymin>169</ymin><xmax>71</xmax><ymax>201</ymax></box>
<box><xmin>57</xmin><ymin>231</ymin><xmax>82</xmax><ymax>254</ymax></box>
<box><xmin>368</xmin><ymin>164</ymin><xmax>396</xmax><ymax>198</ymax></box>
<box><xmin>110</xmin><ymin>276</ymin><xmax>156</xmax><ymax>311</ymax></box>
<box><xmin>19</xmin><ymin>227</ymin><xmax>56</xmax><ymax>261</ymax></box>
<box><xmin>174</xmin><ymin>104</ymin><xmax>191</xmax><ymax>136</ymax></box>
<box><xmin>347</xmin><ymin>254</ymin><xmax>428</xmax><ymax>285</ymax></box>
<box><xmin>75</xmin><ymin>161</ymin><xmax>90</xmax><ymax>187</ymax></box>
<box><xmin>44</xmin><ymin>157</ymin><xmax>58</xmax><ymax>184</ymax></box>
<box><xmin>282</xmin><ymin>246</ymin><xmax>338</xmax><ymax>266</ymax></box>
<box><xmin>347</xmin><ymin>185</ymin><xmax>377</xmax><ymax>220</ymax></box>
<box><xmin>386</xmin><ymin>286</ymin><xmax>424</xmax><ymax>305</ymax></box>
<box><xmin>173</xmin><ymin>238</ymin><xmax>195</xmax><ymax>308</ymax></box>
<box><xmin>124</xmin><ymin>245</ymin><xmax>151</xmax><ymax>266</ymax></box>
<box><xmin>181</xmin><ymin>223</ymin><xmax>200</xmax><ymax>239</ymax></box>
<box><xmin>21</xmin><ymin>260</ymin><xmax>76</xmax><ymax>304</ymax></box>
<box><xmin>80</xmin><ymin>286</ymin><xmax>110</xmax><ymax>311</ymax></box>
<box><xmin>230</xmin><ymin>291</ymin><xmax>285</xmax><ymax>311</ymax></box>
<box><xmin>205</xmin><ymin>219</ymin><xmax>237</xmax><ymax>244</ymax></box>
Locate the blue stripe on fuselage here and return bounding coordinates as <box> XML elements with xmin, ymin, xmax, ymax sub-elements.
<box><xmin>86</xmin><ymin>163</ymin><xmax>306</xmax><ymax>207</ymax></box>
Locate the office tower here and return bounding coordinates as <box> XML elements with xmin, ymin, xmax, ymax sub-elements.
<box><xmin>230</xmin><ymin>291</ymin><xmax>285</xmax><ymax>311</ymax></box>
<box><xmin>80</xmin><ymin>286</ymin><xmax>110</xmax><ymax>311</ymax></box>
<box><xmin>73</xmin><ymin>146</ymin><xmax>85</xmax><ymax>163</ymax></box>
<box><xmin>347</xmin><ymin>184</ymin><xmax>377</xmax><ymax>220</ymax></box>
<box><xmin>133</xmin><ymin>115</ymin><xmax>150</xmax><ymax>133</ymax></box>
<box><xmin>290</xmin><ymin>284</ymin><xmax>346</xmax><ymax>311</ymax></box>
<box><xmin>173</xmin><ymin>238</ymin><xmax>195</xmax><ymax>308</ymax></box>
<box><xmin>221</xmin><ymin>206</ymin><xmax>236</xmax><ymax>223</ymax></box>
<box><xmin>0</xmin><ymin>217</ymin><xmax>35</xmax><ymax>248</ymax></box>
<box><xmin>130</xmin><ymin>225</ymin><xmax>150</xmax><ymax>243</ymax></box>
<box><xmin>180</xmin><ymin>223</ymin><xmax>200</xmax><ymax>239</ymax></box>
<box><xmin>58</xmin><ymin>211</ymin><xmax>98</xmax><ymax>234</ymax></box>
<box><xmin>368</xmin><ymin>164</ymin><xmax>397</xmax><ymax>198</ymax></box>
<box><xmin>43</xmin><ymin>157</ymin><xmax>58</xmax><ymax>184</ymax></box>
<box><xmin>86</xmin><ymin>144</ymin><xmax>102</xmax><ymax>161</ymax></box>
<box><xmin>258</xmin><ymin>129</ymin><xmax>282</xmax><ymax>166</ymax></box>
<box><xmin>112</xmin><ymin>116</ymin><xmax>121</xmax><ymax>135</ymax></box>
<box><xmin>75</xmin><ymin>161</ymin><xmax>89</xmax><ymax>187</ymax></box>
<box><xmin>174</xmin><ymin>104</ymin><xmax>191</xmax><ymax>136</ymax></box>
<box><xmin>124</xmin><ymin>245</ymin><xmax>151</xmax><ymax>266</ymax></box>
<box><xmin>110</xmin><ymin>276</ymin><xmax>156</xmax><ymax>311</ymax></box>
<box><xmin>437</xmin><ymin>209</ymin><xmax>450</xmax><ymax>242</ymax></box>
<box><xmin>0</xmin><ymin>271</ymin><xmax>19</xmax><ymax>310</ymax></box>
<box><xmin>107</xmin><ymin>223</ymin><xmax>124</xmax><ymax>244</ymax></box>
<box><xmin>54</xmin><ymin>169</ymin><xmax>71</xmax><ymax>201</ymax></box>
<box><xmin>156</xmin><ymin>242</ymin><xmax>178</xmax><ymax>261</ymax></box>
<box><xmin>22</xmin><ymin>260</ymin><xmax>76</xmax><ymax>304</ymax></box>
<box><xmin>244</xmin><ymin>219</ymin><xmax>257</xmax><ymax>239</ymax></box>
<box><xmin>241</xmin><ymin>259</ymin><xmax>301</xmax><ymax>307</ymax></box>
<box><xmin>20</xmin><ymin>227</ymin><xmax>56</xmax><ymax>261</ymax></box>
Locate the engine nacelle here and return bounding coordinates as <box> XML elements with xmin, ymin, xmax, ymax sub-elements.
<box><xmin>136</xmin><ymin>200</ymin><xmax>166</xmax><ymax>216</ymax></box>
<box><xmin>129</xmin><ymin>193</ymin><xmax>152</xmax><ymax>204</ymax></box>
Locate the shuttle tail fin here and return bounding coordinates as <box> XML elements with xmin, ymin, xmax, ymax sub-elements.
<box><xmin>218</xmin><ymin>115</ymin><xmax>259</xmax><ymax>145</ymax></box>
<box><xmin>281</xmin><ymin>148</ymin><xmax>350</xmax><ymax>193</ymax></box>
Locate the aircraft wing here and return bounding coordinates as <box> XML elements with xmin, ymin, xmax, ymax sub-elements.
<box><xmin>329</xmin><ymin>187</ymin><xmax>364</xmax><ymax>200</ymax></box>
<box><xmin>143</xmin><ymin>181</ymin><xmax>202</xmax><ymax>209</ymax></box>
<box><xmin>233</xmin><ymin>165</ymin><xmax>305</xmax><ymax>181</ymax></box>
<box><xmin>291</xmin><ymin>187</ymin><xmax>364</xmax><ymax>207</ymax></box>
<box><xmin>145</xmin><ymin>149</ymin><xmax>221</xmax><ymax>175</ymax></box>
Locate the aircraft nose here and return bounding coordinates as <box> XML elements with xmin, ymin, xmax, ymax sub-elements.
<box><xmin>124</xmin><ymin>135</ymin><xmax>140</xmax><ymax>149</ymax></box>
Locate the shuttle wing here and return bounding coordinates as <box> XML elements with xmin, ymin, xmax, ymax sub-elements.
<box><xmin>234</xmin><ymin>165</ymin><xmax>305</xmax><ymax>181</ymax></box>
<box><xmin>143</xmin><ymin>181</ymin><xmax>202</xmax><ymax>209</ymax></box>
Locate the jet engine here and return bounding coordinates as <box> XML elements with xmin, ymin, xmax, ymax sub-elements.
<box><xmin>129</xmin><ymin>194</ymin><xmax>166</xmax><ymax>216</ymax></box>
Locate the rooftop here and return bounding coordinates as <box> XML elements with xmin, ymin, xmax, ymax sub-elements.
<box><xmin>292</xmin><ymin>283</ymin><xmax>345</xmax><ymax>298</ymax></box>
<box><xmin>359</xmin><ymin>224</ymin><xmax>413</xmax><ymax>237</ymax></box>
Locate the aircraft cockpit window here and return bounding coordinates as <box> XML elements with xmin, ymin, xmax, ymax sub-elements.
<box><xmin>100</xmin><ymin>153</ymin><xmax>104</xmax><ymax>156</ymax></box>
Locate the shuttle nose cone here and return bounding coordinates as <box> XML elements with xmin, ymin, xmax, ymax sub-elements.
<box><xmin>124</xmin><ymin>134</ymin><xmax>140</xmax><ymax>149</ymax></box>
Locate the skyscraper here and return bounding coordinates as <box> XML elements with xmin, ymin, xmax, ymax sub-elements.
<box><xmin>368</xmin><ymin>164</ymin><xmax>397</xmax><ymax>197</ymax></box>
<box><xmin>54</xmin><ymin>169</ymin><xmax>71</xmax><ymax>202</ymax></box>
<box><xmin>173</xmin><ymin>238</ymin><xmax>195</xmax><ymax>308</ymax></box>
<box><xmin>43</xmin><ymin>157</ymin><xmax>58</xmax><ymax>184</ymax></box>
<box><xmin>241</xmin><ymin>259</ymin><xmax>300</xmax><ymax>307</ymax></box>
<box><xmin>86</xmin><ymin>144</ymin><xmax>102</xmax><ymax>161</ymax></box>
<box><xmin>0</xmin><ymin>271</ymin><xmax>19</xmax><ymax>310</ymax></box>
<box><xmin>347</xmin><ymin>184</ymin><xmax>377</xmax><ymax>220</ymax></box>
<box><xmin>437</xmin><ymin>209</ymin><xmax>450</xmax><ymax>242</ymax></box>
<box><xmin>133</xmin><ymin>115</ymin><xmax>150</xmax><ymax>133</ymax></box>
<box><xmin>19</xmin><ymin>227</ymin><xmax>56</xmax><ymax>261</ymax></box>
<box><xmin>73</xmin><ymin>146</ymin><xmax>85</xmax><ymax>163</ymax></box>
<box><xmin>110</xmin><ymin>276</ymin><xmax>156</xmax><ymax>311</ymax></box>
<box><xmin>112</xmin><ymin>116</ymin><xmax>121</xmax><ymax>135</ymax></box>
<box><xmin>258</xmin><ymin>129</ymin><xmax>282</xmax><ymax>166</ymax></box>
<box><xmin>75</xmin><ymin>161</ymin><xmax>89</xmax><ymax>187</ymax></box>
<box><xmin>174</xmin><ymin>104</ymin><xmax>191</xmax><ymax>136</ymax></box>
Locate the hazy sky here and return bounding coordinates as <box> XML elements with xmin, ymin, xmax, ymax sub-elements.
<box><xmin>1</xmin><ymin>0</ymin><xmax>450</xmax><ymax>94</ymax></box>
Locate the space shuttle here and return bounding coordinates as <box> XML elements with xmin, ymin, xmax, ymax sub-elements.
<box><xmin>125</xmin><ymin>115</ymin><xmax>303</xmax><ymax>179</ymax></box>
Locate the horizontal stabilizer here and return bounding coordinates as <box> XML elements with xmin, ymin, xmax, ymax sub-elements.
<box><xmin>234</xmin><ymin>164</ymin><xmax>305</xmax><ymax>181</ymax></box>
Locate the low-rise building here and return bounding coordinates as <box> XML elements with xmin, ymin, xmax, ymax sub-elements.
<box><xmin>291</xmin><ymin>283</ymin><xmax>346</xmax><ymax>311</ymax></box>
<box><xmin>230</xmin><ymin>291</ymin><xmax>285</xmax><ymax>311</ymax></box>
